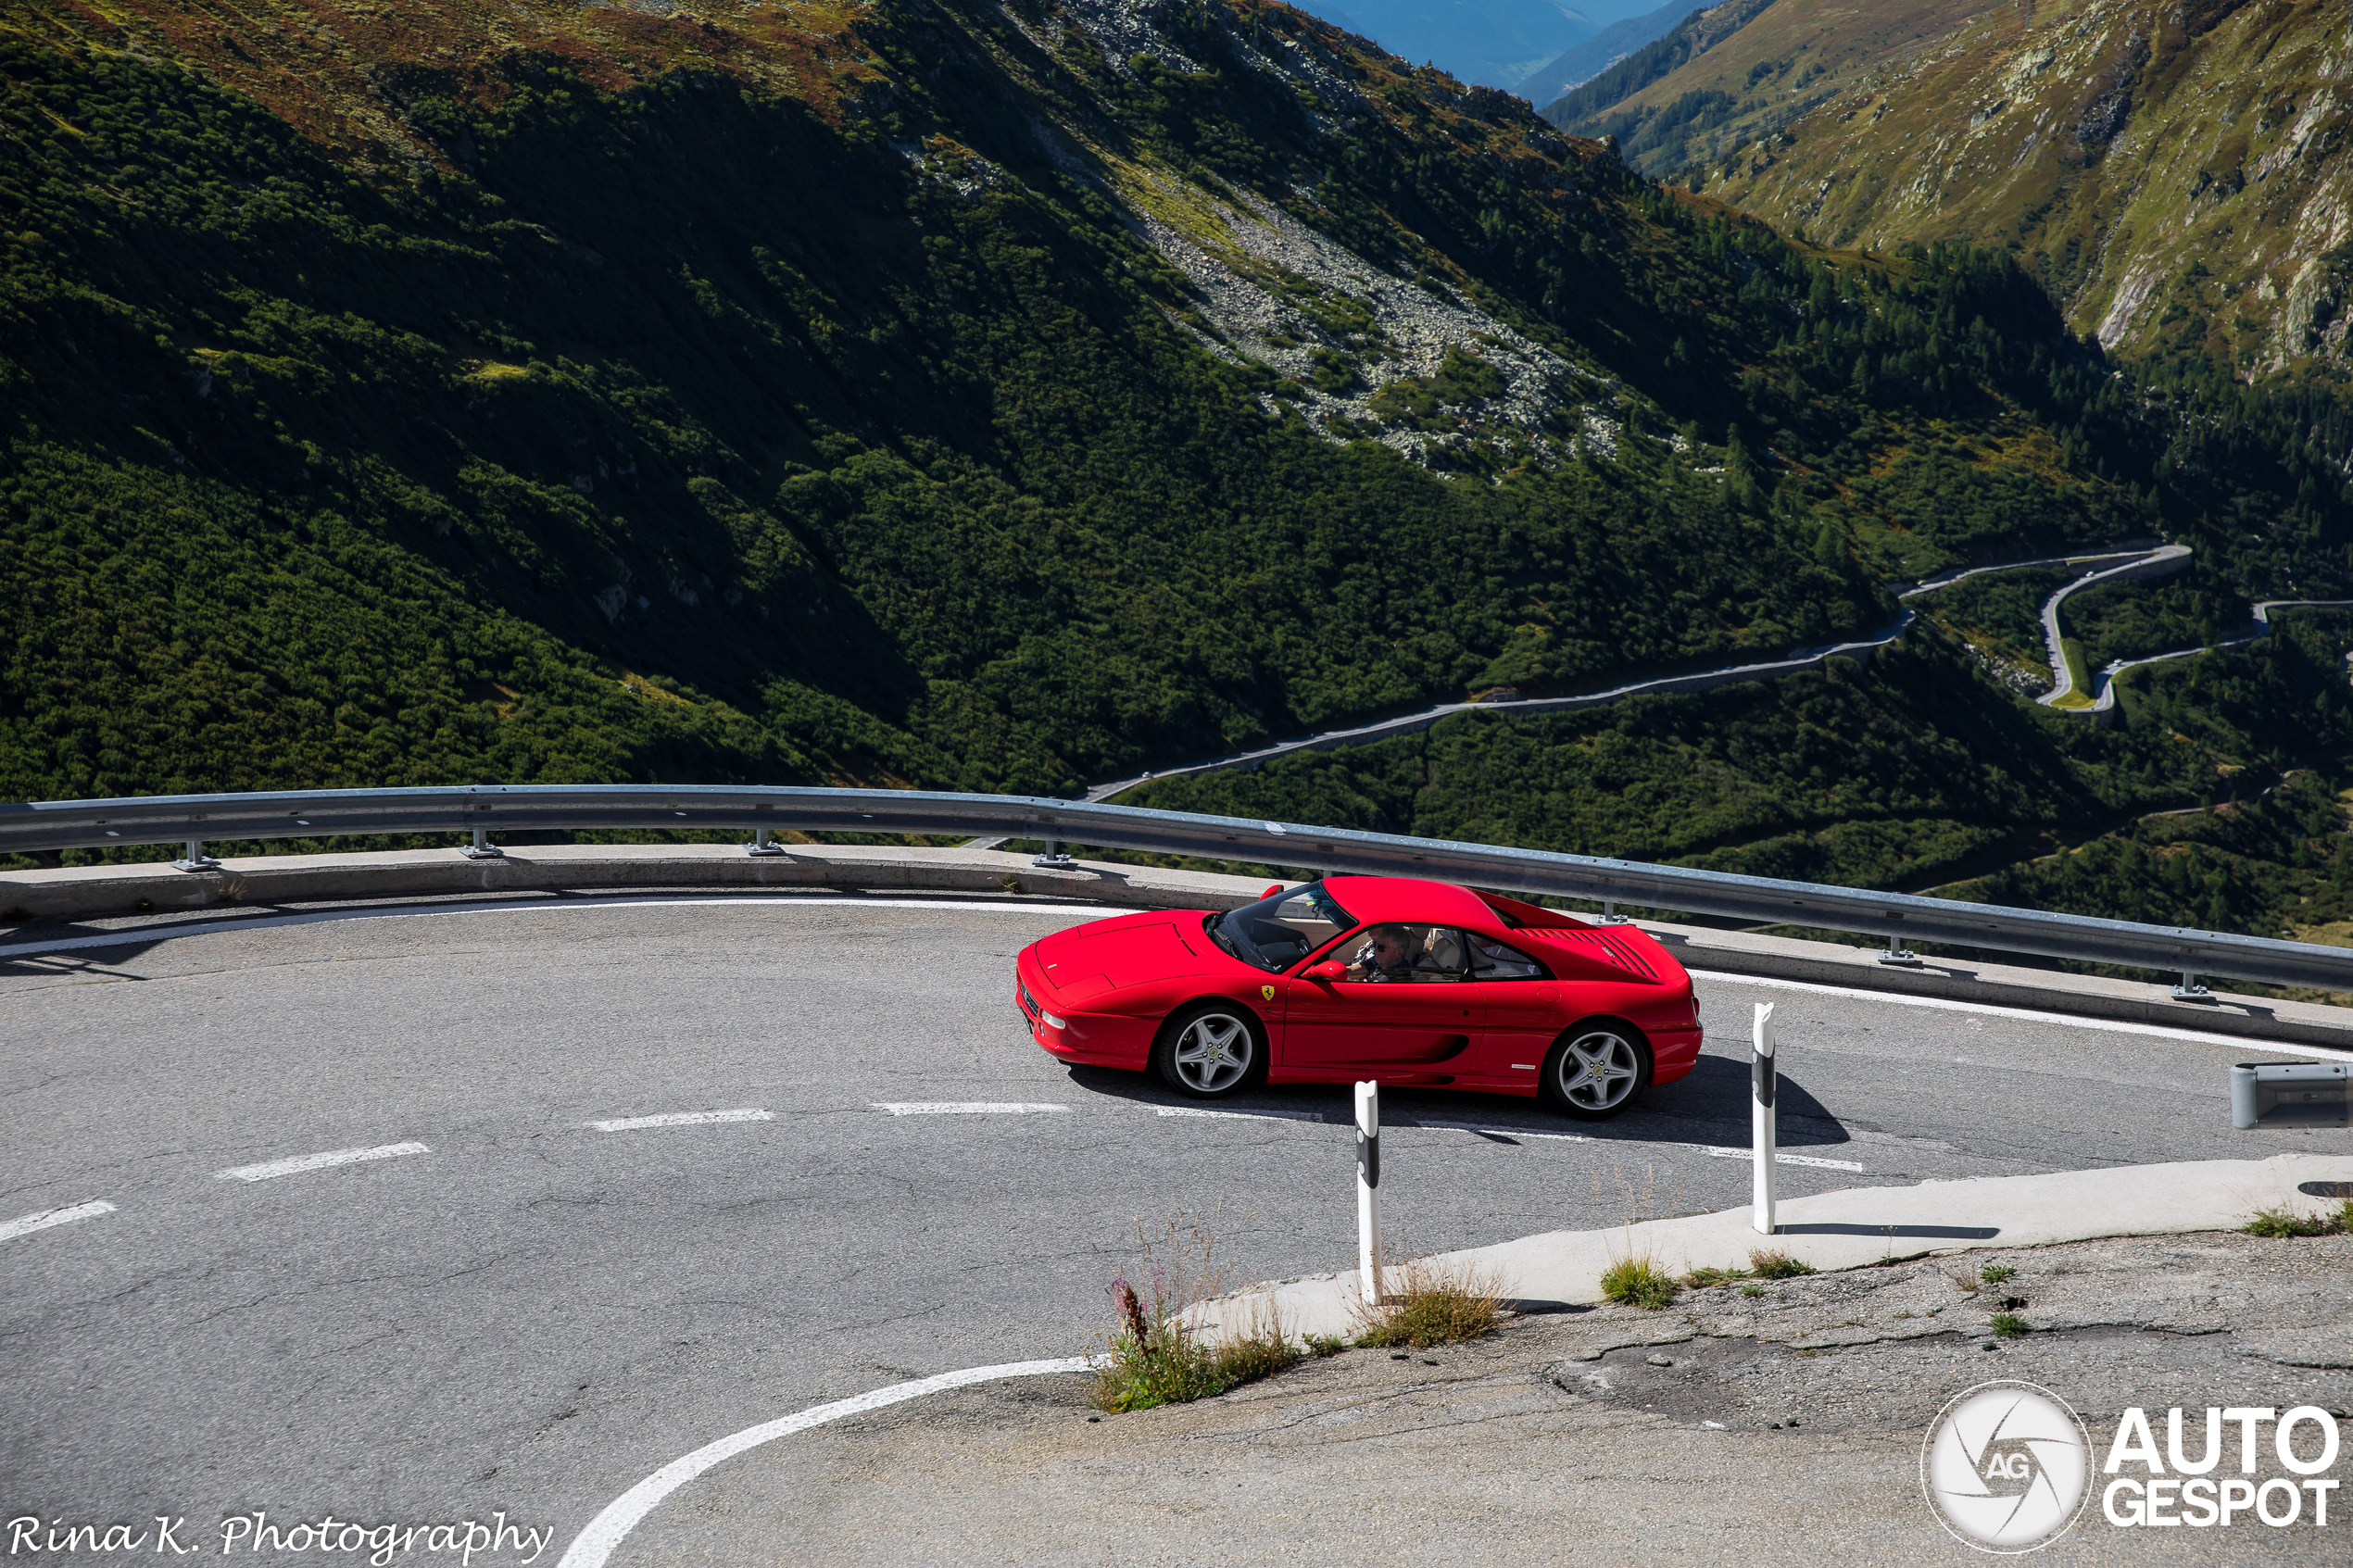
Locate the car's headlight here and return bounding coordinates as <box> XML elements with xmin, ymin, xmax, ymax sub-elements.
<box><xmin>1040</xmin><ymin>1010</ymin><xmax>1068</xmax><ymax>1030</ymax></box>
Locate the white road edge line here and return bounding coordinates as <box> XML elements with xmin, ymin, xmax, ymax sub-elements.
<box><xmin>214</xmin><ymin>1142</ymin><xmax>430</xmax><ymax>1183</ymax></box>
<box><xmin>0</xmin><ymin>897</ymin><xmax>1119</xmax><ymax>960</ymax></box>
<box><xmin>556</xmin><ymin>1358</ymin><xmax>1095</xmax><ymax>1568</ymax></box>
<box><xmin>590</xmin><ymin>1110</ymin><xmax>774</xmax><ymax>1132</ymax></box>
<box><xmin>0</xmin><ymin>1200</ymin><xmax>116</xmax><ymax>1243</ymax></box>
<box><xmin>1687</xmin><ymin>968</ymin><xmax>2353</xmax><ymax>1061</ymax></box>
<box><xmin>874</xmin><ymin>1102</ymin><xmax>1071</xmax><ymax>1115</ymax></box>
<box><xmin>1702</xmin><ymin>1147</ymin><xmax>1866</xmax><ymax>1172</ymax></box>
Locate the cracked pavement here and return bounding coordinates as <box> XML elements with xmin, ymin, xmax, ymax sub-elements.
<box><xmin>643</xmin><ymin>1233</ymin><xmax>2353</xmax><ymax>1566</ymax></box>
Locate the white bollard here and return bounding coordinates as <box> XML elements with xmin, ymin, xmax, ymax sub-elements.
<box><xmin>1354</xmin><ymin>1079</ymin><xmax>1382</xmax><ymax>1304</ymax></box>
<box><xmin>1752</xmin><ymin>1002</ymin><xmax>1777</xmax><ymax>1235</ymax></box>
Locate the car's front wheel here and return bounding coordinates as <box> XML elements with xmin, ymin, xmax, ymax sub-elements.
<box><xmin>1153</xmin><ymin>1003</ymin><xmax>1265</xmax><ymax>1098</ymax></box>
<box><xmin>1541</xmin><ymin>1022</ymin><xmax>1653</xmax><ymax>1120</ymax></box>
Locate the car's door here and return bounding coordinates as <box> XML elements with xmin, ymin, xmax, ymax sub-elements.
<box><xmin>1458</xmin><ymin>931</ymin><xmax>1561</xmax><ymax>1083</ymax></box>
<box><xmin>1280</xmin><ymin>923</ymin><xmax>1484</xmax><ymax>1072</ymax></box>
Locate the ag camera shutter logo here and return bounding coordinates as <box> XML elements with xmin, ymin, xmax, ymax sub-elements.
<box><xmin>1922</xmin><ymin>1380</ymin><xmax>2094</xmax><ymax>1551</ymax></box>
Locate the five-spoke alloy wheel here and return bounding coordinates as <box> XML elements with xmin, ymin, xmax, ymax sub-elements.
<box><xmin>1154</xmin><ymin>1004</ymin><xmax>1265</xmax><ymax>1098</ymax></box>
<box><xmin>1541</xmin><ymin>1023</ymin><xmax>1653</xmax><ymax>1120</ymax></box>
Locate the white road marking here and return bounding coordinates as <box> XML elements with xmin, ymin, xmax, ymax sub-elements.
<box><xmin>0</xmin><ymin>1200</ymin><xmax>116</xmax><ymax>1243</ymax></box>
<box><xmin>1687</xmin><ymin>969</ymin><xmax>2353</xmax><ymax>1061</ymax></box>
<box><xmin>1702</xmin><ymin>1147</ymin><xmax>1866</xmax><ymax>1172</ymax></box>
<box><xmin>874</xmin><ymin>1102</ymin><xmax>1072</xmax><ymax>1115</ymax></box>
<box><xmin>1388</xmin><ymin>1117</ymin><xmax>1594</xmax><ymax>1142</ymax></box>
<box><xmin>214</xmin><ymin>1142</ymin><xmax>430</xmax><ymax>1183</ymax></box>
<box><xmin>1155</xmin><ymin>1106</ymin><xmax>1327</xmax><ymax>1123</ymax></box>
<box><xmin>589</xmin><ymin>1109</ymin><xmax>774</xmax><ymax>1132</ymax></box>
<box><xmin>0</xmin><ymin>897</ymin><xmax>1118</xmax><ymax>960</ymax></box>
<box><xmin>556</xmin><ymin>1358</ymin><xmax>1095</xmax><ymax>1568</ymax></box>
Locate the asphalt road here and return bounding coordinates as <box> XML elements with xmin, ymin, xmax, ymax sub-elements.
<box><xmin>2</xmin><ymin>891</ymin><xmax>2344</xmax><ymax>1561</ymax></box>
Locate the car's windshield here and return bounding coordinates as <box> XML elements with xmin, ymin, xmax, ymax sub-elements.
<box><xmin>1205</xmin><ymin>884</ymin><xmax>1356</xmax><ymax>973</ymax></box>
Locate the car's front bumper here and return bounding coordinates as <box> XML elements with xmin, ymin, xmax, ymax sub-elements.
<box><xmin>1013</xmin><ymin>947</ymin><xmax>1151</xmax><ymax>1068</ymax></box>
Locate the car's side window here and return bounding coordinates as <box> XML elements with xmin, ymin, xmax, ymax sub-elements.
<box><xmin>1467</xmin><ymin>934</ymin><xmax>1547</xmax><ymax>981</ymax></box>
<box><xmin>1341</xmin><ymin>923</ymin><xmax>1468</xmax><ymax>983</ymax></box>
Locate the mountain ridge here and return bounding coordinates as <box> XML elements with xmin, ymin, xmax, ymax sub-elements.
<box><xmin>1547</xmin><ymin>0</ymin><xmax>2353</xmax><ymax>384</ymax></box>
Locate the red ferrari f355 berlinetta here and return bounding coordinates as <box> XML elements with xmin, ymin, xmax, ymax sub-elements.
<box><xmin>1013</xmin><ymin>875</ymin><xmax>1701</xmax><ymax>1119</ymax></box>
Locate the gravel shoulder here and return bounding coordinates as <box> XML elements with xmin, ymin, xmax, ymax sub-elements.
<box><xmin>629</xmin><ymin>1231</ymin><xmax>2353</xmax><ymax>1566</ymax></box>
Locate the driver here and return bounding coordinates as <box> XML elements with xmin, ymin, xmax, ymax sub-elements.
<box><xmin>1345</xmin><ymin>924</ymin><xmax>1417</xmax><ymax>982</ymax></box>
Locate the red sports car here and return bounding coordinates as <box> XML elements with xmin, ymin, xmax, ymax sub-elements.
<box><xmin>1013</xmin><ymin>875</ymin><xmax>1701</xmax><ymax>1119</ymax></box>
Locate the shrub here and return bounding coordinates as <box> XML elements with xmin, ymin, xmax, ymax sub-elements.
<box><xmin>1354</xmin><ymin>1257</ymin><xmax>1508</xmax><ymax>1348</ymax></box>
<box><xmin>1600</xmin><ymin>1253</ymin><xmax>1680</xmax><ymax>1310</ymax></box>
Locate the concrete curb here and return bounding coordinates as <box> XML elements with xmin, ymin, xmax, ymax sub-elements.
<box><xmin>1197</xmin><ymin>1151</ymin><xmax>2353</xmax><ymax>1341</ymax></box>
<box><xmin>6</xmin><ymin>845</ymin><xmax>2348</xmax><ymax>1050</ymax></box>
<box><xmin>0</xmin><ymin>843</ymin><xmax>1281</xmax><ymax>925</ymax></box>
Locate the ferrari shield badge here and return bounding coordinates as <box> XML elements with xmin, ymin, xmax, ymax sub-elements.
<box><xmin>1261</xmin><ymin>985</ymin><xmax>1275</xmax><ymax>1000</ymax></box>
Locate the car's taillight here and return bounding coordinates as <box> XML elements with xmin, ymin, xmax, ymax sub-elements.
<box><xmin>1040</xmin><ymin>1010</ymin><xmax>1068</xmax><ymax>1030</ymax></box>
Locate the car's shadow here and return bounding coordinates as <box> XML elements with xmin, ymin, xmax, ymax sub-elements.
<box><xmin>1063</xmin><ymin>1050</ymin><xmax>1852</xmax><ymax>1150</ymax></box>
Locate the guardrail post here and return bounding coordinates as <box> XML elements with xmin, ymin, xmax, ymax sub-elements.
<box><xmin>459</xmin><ymin>826</ymin><xmax>503</xmax><ymax>860</ymax></box>
<box><xmin>2172</xmin><ymin>972</ymin><xmax>2214</xmax><ymax>1003</ymax></box>
<box><xmin>1032</xmin><ymin>837</ymin><xmax>1074</xmax><ymax>869</ymax></box>
<box><xmin>1355</xmin><ymin>1080</ymin><xmax>1382</xmax><ymax>1304</ymax></box>
<box><xmin>1752</xmin><ymin>1003</ymin><xmax>1777</xmax><ymax>1236</ymax></box>
<box><xmin>172</xmin><ymin>839</ymin><xmax>220</xmax><ymax>872</ymax></box>
<box><xmin>1598</xmin><ymin>899</ymin><xmax>1629</xmax><ymax>925</ymax></box>
<box><xmin>1878</xmin><ymin>931</ymin><xmax>1921</xmax><ymax>967</ymax></box>
<box><xmin>747</xmin><ymin>827</ymin><xmax>786</xmax><ymax>857</ymax></box>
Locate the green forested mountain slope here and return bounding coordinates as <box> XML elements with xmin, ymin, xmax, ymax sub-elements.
<box><xmin>0</xmin><ymin>0</ymin><xmax>2346</xmax><ymax>930</ymax></box>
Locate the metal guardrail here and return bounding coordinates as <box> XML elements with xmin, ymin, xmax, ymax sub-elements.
<box><xmin>2231</xmin><ymin>1062</ymin><xmax>2351</xmax><ymax>1129</ymax></box>
<box><xmin>3</xmin><ymin>784</ymin><xmax>2348</xmax><ymax>994</ymax></box>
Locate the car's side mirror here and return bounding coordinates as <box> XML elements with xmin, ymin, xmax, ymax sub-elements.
<box><xmin>1306</xmin><ymin>960</ymin><xmax>1348</xmax><ymax>982</ymax></box>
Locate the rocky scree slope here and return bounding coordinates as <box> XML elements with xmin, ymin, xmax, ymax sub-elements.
<box><xmin>0</xmin><ymin>0</ymin><xmax>2191</xmax><ymax>824</ymax></box>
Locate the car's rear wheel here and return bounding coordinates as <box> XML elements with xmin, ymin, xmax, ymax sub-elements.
<box><xmin>1153</xmin><ymin>1003</ymin><xmax>1265</xmax><ymax>1098</ymax></box>
<box><xmin>1541</xmin><ymin>1022</ymin><xmax>1652</xmax><ymax>1120</ymax></box>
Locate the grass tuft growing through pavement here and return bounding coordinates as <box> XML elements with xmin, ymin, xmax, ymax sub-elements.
<box><xmin>1600</xmin><ymin>1253</ymin><xmax>1680</xmax><ymax>1310</ymax></box>
<box><xmin>1353</xmin><ymin>1256</ymin><xmax>1508</xmax><ymax>1348</ymax></box>
<box><xmin>2245</xmin><ymin>1201</ymin><xmax>2353</xmax><ymax>1238</ymax></box>
<box><xmin>1989</xmin><ymin>1312</ymin><xmax>2029</xmax><ymax>1338</ymax></box>
<box><xmin>1680</xmin><ymin>1249</ymin><xmax>1818</xmax><ymax>1291</ymax></box>
<box><xmin>1090</xmin><ymin>1213</ymin><xmax>1299</xmax><ymax>1413</ymax></box>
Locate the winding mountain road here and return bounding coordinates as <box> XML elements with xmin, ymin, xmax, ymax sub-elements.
<box><xmin>1066</xmin><ymin>541</ymin><xmax>2191</xmax><ymax>809</ymax></box>
<box><xmin>2074</xmin><ymin>594</ymin><xmax>2353</xmax><ymax>714</ymax></box>
<box><xmin>965</xmin><ymin>539</ymin><xmax>2349</xmax><ymax>859</ymax></box>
